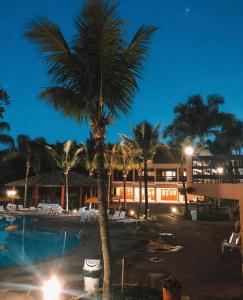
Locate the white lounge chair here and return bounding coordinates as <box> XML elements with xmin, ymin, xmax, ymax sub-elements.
<box><xmin>109</xmin><ymin>211</ymin><xmax>121</xmax><ymax>219</ymax></box>
<box><xmin>222</xmin><ymin>232</ymin><xmax>241</xmax><ymax>254</ymax></box>
<box><xmin>18</xmin><ymin>205</ymin><xmax>24</xmax><ymax>211</ymax></box>
<box><xmin>7</xmin><ymin>203</ymin><xmax>17</xmax><ymax>212</ymax></box>
<box><xmin>0</xmin><ymin>206</ymin><xmax>5</xmax><ymax>213</ymax></box>
<box><xmin>117</xmin><ymin>218</ymin><xmax>145</xmax><ymax>224</ymax></box>
<box><xmin>110</xmin><ymin>211</ymin><xmax>126</xmax><ymax>220</ymax></box>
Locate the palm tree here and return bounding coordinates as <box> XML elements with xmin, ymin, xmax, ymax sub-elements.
<box><xmin>82</xmin><ymin>133</ymin><xmax>97</xmax><ymax>198</ymax></box>
<box><xmin>46</xmin><ymin>140</ymin><xmax>84</xmax><ymax>210</ymax></box>
<box><xmin>25</xmin><ymin>1</ymin><xmax>156</xmax><ymax>297</ymax></box>
<box><xmin>104</xmin><ymin>144</ymin><xmax>116</xmax><ymax>208</ymax></box>
<box><xmin>0</xmin><ymin>88</ymin><xmax>10</xmax><ymax>118</ymax></box>
<box><xmin>121</xmin><ymin>121</ymin><xmax>160</xmax><ymax>219</ymax></box>
<box><xmin>0</xmin><ymin>122</ymin><xmax>14</xmax><ymax>148</ymax></box>
<box><xmin>16</xmin><ymin>135</ymin><xmax>45</xmax><ymax>207</ymax></box>
<box><xmin>164</xmin><ymin>94</ymin><xmax>229</xmax><ymax>150</ymax></box>
<box><xmin>207</xmin><ymin>116</ymin><xmax>243</xmax><ymax>155</ymax></box>
<box><xmin>112</xmin><ymin>142</ymin><xmax>133</xmax><ymax>209</ymax></box>
<box><xmin>0</xmin><ymin>89</ymin><xmax>14</xmax><ymax>148</ymax></box>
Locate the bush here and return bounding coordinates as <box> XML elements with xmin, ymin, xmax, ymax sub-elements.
<box><xmin>198</xmin><ymin>209</ymin><xmax>228</xmax><ymax>221</ymax></box>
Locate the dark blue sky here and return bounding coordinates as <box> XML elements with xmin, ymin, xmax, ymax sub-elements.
<box><xmin>1</xmin><ymin>0</ymin><xmax>243</xmax><ymax>144</ymax></box>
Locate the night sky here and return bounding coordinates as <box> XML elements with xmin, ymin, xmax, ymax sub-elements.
<box><xmin>1</xmin><ymin>0</ymin><xmax>243</xmax><ymax>144</ymax></box>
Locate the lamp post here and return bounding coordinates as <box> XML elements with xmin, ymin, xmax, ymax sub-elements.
<box><xmin>181</xmin><ymin>146</ymin><xmax>194</xmax><ymax>215</ymax></box>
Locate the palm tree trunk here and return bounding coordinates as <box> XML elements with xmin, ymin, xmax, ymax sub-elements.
<box><xmin>24</xmin><ymin>160</ymin><xmax>30</xmax><ymax>208</ymax></box>
<box><xmin>89</xmin><ymin>171</ymin><xmax>93</xmax><ymax>198</ymax></box>
<box><xmin>138</xmin><ymin>179</ymin><xmax>142</xmax><ymax>218</ymax></box>
<box><xmin>96</xmin><ymin>136</ymin><xmax>111</xmax><ymax>300</ymax></box>
<box><xmin>65</xmin><ymin>172</ymin><xmax>69</xmax><ymax>211</ymax></box>
<box><xmin>144</xmin><ymin>160</ymin><xmax>149</xmax><ymax>220</ymax></box>
<box><xmin>107</xmin><ymin>170</ymin><xmax>112</xmax><ymax>209</ymax></box>
<box><xmin>123</xmin><ymin>176</ymin><xmax>127</xmax><ymax>209</ymax></box>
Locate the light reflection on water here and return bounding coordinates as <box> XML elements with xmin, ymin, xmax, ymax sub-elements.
<box><xmin>0</xmin><ymin>216</ymin><xmax>79</xmax><ymax>268</ymax></box>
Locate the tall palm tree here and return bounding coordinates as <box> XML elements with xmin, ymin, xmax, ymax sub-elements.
<box><xmin>121</xmin><ymin>121</ymin><xmax>160</xmax><ymax>219</ymax></box>
<box><xmin>82</xmin><ymin>133</ymin><xmax>97</xmax><ymax>198</ymax></box>
<box><xmin>25</xmin><ymin>1</ymin><xmax>156</xmax><ymax>297</ymax></box>
<box><xmin>46</xmin><ymin>140</ymin><xmax>84</xmax><ymax>210</ymax></box>
<box><xmin>112</xmin><ymin>142</ymin><xmax>133</xmax><ymax>208</ymax></box>
<box><xmin>16</xmin><ymin>135</ymin><xmax>45</xmax><ymax>207</ymax></box>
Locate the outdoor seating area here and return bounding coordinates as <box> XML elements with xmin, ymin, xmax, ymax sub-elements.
<box><xmin>0</xmin><ymin>202</ymin><xmax>64</xmax><ymax>215</ymax></box>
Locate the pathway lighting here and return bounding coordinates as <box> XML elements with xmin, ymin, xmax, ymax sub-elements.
<box><xmin>171</xmin><ymin>207</ymin><xmax>177</xmax><ymax>214</ymax></box>
<box><xmin>42</xmin><ymin>276</ymin><xmax>61</xmax><ymax>300</ymax></box>
<box><xmin>129</xmin><ymin>209</ymin><xmax>135</xmax><ymax>217</ymax></box>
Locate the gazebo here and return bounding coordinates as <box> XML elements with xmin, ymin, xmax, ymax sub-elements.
<box><xmin>5</xmin><ymin>171</ymin><xmax>96</xmax><ymax>209</ymax></box>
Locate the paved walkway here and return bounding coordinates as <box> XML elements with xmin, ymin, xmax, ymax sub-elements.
<box><xmin>0</xmin><ymin>206</ymin><xmax>242</xmax><ymax>299</ymax></box>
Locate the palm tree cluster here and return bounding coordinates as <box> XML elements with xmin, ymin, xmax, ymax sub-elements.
<box><xmin>164</xmin><ymin>94</ymin><xmax>243</xmax><ymax>155</ymax></box>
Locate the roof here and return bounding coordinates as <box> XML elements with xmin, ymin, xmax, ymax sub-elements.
<box><xmin>5</xmin><ymin>171</ymin><xmax>96</xmax><ymax>187</ymax></box>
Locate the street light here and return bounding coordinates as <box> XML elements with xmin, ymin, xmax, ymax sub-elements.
<box><xmin>184</xmin><ymin>146</ymin><xmax>194</xmax><ymax>156</ymax></box>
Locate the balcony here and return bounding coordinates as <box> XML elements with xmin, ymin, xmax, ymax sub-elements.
<box><xmin>156</xmin><ymin>176</ymin><xmax>177</xmax><ymax>182</ymax></box>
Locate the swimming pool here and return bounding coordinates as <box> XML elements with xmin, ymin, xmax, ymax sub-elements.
<box><xmin>0</xmin><ymin>216</ymin><xmax>79</xmax><ymax>268</ymax></box>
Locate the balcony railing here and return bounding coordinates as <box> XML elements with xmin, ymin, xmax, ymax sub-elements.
<box><xmin>192</xmin><ymin>155</ymin><xmax>243</xmax><ymax>184</ymax></box>
<box><xmin>156</xmin><ymin>176</ymin><xmax>177</xmax><ymax>182</ymax></box>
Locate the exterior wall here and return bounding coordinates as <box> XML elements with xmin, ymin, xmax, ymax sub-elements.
<box><xmin>112</xmin><ymin>162</ymin><xmax>185</xmax><ymax>202</ymax></box>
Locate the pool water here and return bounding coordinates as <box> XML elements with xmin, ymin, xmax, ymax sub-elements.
<box><xmin>0</xmin><ymin>216</ymin><xmax>79</xmax><ymax>268</ymax></box>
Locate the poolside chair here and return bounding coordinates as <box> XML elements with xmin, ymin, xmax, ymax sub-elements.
<box><xmin>117</xmin><ymin>218</ymin><xmax>145</xmax><ymax>224</ymax></box>
<box><xmin>222</xmin><ymin>232</ymin><xmax>241</xmax><ymax>254</ymax></box>
<box><xmin>7</xmin><ymin>203</ymin><xmax>17</xmax><ymax>212</ymax></box>
<box><xmin>109</xmin><ymin>211</ymin><xmax>120</xmax><ymax>219</ymax></box>
<box><xmin>18</xmin><ymin>205</ymin><xmax>24</xmax><ymax>211</ymax></box>
<box><xmin>0</xmin><ymin>206</ymin><xmax>5</xmax><ymax>213</ymax></box>
<box><xmin>110</xmin><ymin>211</ymin><xmax>126</xmax><ymax>220</ymax></box>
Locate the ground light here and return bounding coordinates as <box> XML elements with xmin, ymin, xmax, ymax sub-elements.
<box><xmin>42</xmin><ymin>276</ymin><xmax>61</xmax><ymax>300</ymax></box>
<box><xmin>171</xmin><ymin>207</ymin><xmax>177</xmax><ymax>214</ymax></box>
<box><xmin>129</xmin><ymin>209</ymin><xmax>135</xmax><ymax>217</ymax></box>
<box><xmin>73</xmin><ymin>209</ymin><xmax>77</xmax><ymax>213</ymax></box>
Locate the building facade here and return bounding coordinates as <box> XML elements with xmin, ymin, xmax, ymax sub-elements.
<box><xmin>112</xmin><ymin>162</ymin><xmax>186</xmax><ymax>203</ymax></box>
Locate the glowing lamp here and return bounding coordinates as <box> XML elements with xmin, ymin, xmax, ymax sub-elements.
<box><xmin>42</xmin><ymin>276</ymin><xmax>61</xmax><ymax>300</ymax></box>
<box><xmin>129</xmin><ymin>210</ymin><xmax>135</xmax><ymax>217</ymax></box>
<box><xmin>73</xmin><ymin>209</ymin><xmax>77</xmax><ymax>213</ymax></box>
<box><xmin>171</xmin><ymin>207</ymin><xmax>177</xmax><ymax>214</ymax></box>
<box><xmin>6</xmin><ymin>190</ymin><xmax>17</xmax><ymax>198</ymax></box>
<box><xmin>217</xmin><ymin>167</ymin><xmax>224</xmax><ymax>174</ymax></box>
<box><xmin>184</xmin><ymin>146</ymin><xmax>194</xmax><ymax>156</ymax></box>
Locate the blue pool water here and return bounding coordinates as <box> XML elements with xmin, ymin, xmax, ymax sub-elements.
<box><xmin>0</xmin><ymin>216</ymin><xmax>79</xmax><ymax>268</ymax></box>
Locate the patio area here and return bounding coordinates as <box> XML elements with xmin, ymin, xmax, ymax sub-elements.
<box><xmin>0</xmin><ymin>204</ymin><xmax>242</xmax><ymax>299</ymax></box>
